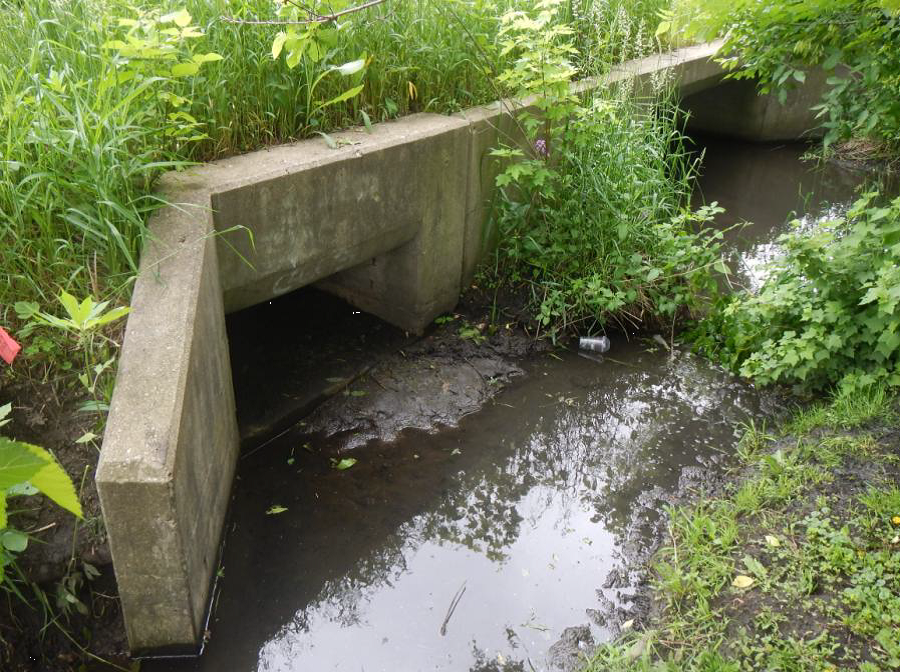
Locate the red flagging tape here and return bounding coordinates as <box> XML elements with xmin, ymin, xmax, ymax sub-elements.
<box><xmin>0</xmin><ymin>327</ymin><xmax>21</xmax><ymax>365</ymax></box>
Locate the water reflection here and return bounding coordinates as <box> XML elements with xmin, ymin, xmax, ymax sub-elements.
<box><xmin>152</xmin><ymin>344</ymin><xmax>771</xmax><ymax>672</ymax></box>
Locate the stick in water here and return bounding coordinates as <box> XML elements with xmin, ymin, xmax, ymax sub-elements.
<box><xmin>440</xmin><ymin>581</ymin><xmax>467</xmax><ymax>636</ymax></box>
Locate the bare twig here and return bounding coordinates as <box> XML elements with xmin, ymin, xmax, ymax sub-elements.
<box><xmin>222</xmin><ymin>0</ymin><xmax>389</xmax><ymax>26</ymax></box>
<box><xmin>440</xmin><ymin>581</ymin><xmax>467</xmax><ymax>636</ymax></box>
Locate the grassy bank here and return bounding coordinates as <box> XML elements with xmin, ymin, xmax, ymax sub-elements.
<box><xmin>0</xmin><ymin>0</ymin><xmax>667</xmax><ymax>349</ymax></box>
<box><xmin>588</xmin><ymin>385</ymin><xmax>900</xmax><ymax>671</ymax></box>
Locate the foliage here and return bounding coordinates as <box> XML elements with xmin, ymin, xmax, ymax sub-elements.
<box><xmin>659</xmin><ymin>0</ymin><xmax>900</xmax><ymax>151</ymax></box>
<box><xmin>14</xmin><ymin>293</ymin><xmax>129</xmax><ymax>412</ymax></box>
<box><xmin>694</xmin><ymin>192</ymin><xmax>900</xmax><ymax>393</ymax></box>
<box><xmin>0</xmin><ymin>0</ymin><xmax>663</xmax><ymax>364</ymax></box>
<box><xmin>0</xmin><ymin>435</ymin><xmax>83</xmax><ymax>584</ymax></box>
<box><xmin>585</xmin><ymin>390</ymin><xmax>900</xmax><ymax>671</ymax></box>
<box><xmin>487</xmin><ymin>0</ymin><xmax>727</xmax><ymax>339</ymax></box>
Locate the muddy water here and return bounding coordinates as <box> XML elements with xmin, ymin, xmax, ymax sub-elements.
<box><xmin>692</xmin><ymin>136</ymin><xmax>884</xmax><ymax>289</ymax></box>
<box><xmin>149</xmin><ymin>139</ymin><xmax>874</xmax><ymax>672</ymax></box>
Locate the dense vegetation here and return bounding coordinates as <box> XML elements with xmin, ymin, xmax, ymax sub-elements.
<box><xmin>0</xmin><ymin>0</ymin><xmax>665</xmax><ymax>321</ymax></box>
<box><xmin>484</xmin><ymin>0</ymin><xmax>725</xmax><ymax>341</ymax></box>
<box><xmin>696</xmin><ymin>193</ymin><xmax>900</xmax><ymax>393</ymax></box>
<box><xmin>662</xmin><ymin>0</ymin><xmax>900</xmax><ymax>153</ymax></box>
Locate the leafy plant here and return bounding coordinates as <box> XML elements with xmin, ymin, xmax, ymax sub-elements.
<box><xmin>694</xmin><ymin>192</ymin><xmax>900</xmax><ymax>392</ymax></box>
<box><xmin>487</xmin><ymin>0</ymin><xmax>727</xmax><ymax>339</ymax></box>
<box><xmin>15</xmin><ymin>293</ymin><xmax>129</xmax><ymax>411</ymax></box>
<box><xmin>660</xmin><ymin>0</ymin><xmax>900</xmax><ymax>152</ymax></box>
<box><xmin>101</xmin><ymin>7</ymin><xmax>224</xmax><ymax>150</ymax></box>
<box><xmin>0</xmin><ymin>436</ymin><xmax>83</xmax><ymax>584</ymax></box>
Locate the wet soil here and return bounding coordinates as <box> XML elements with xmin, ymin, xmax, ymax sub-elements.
<box><xmin>0</xmin><ymin>378</ymin><xmax>128</xmax><ymax>671</ymax></box>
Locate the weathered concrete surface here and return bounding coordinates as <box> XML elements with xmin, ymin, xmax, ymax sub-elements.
<box><xmin>681</xmin><ymin>62</ymin><xmax>829</xmax><ymax>141</ymax></box>
<box><xmin>315</xmin><ymin>115</ymin><xmax>471</xmax><ymax>332</ymax></box>
<box><xmin>207</xmin><ymin>114</ymin><xmax>470</xmax><ymax>321</ymax></box>
<box><xmin>97</xmin><ymin>43</ymin><xmax>764</xmax><ymax>655</ymax></box>
<box><xmin>96</xmin><ymin>181</ymin><xmax>239</xmax><ymax>654</ymax></box>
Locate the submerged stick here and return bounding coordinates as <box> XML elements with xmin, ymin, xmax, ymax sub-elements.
<box><xmin>440</xmin><ymin>581</ymin><xmax>467</xmax><ymax>636</ymax></box>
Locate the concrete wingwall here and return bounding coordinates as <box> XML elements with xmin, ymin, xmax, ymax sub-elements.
<box><xmin>96</xmin><ymin>42</ymin><xmax>823</xmax><ymax>654</ymax></box>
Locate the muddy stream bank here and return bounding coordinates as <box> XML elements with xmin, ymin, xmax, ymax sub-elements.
<box><xmin>147</xmin><ymin>136</ymin><xmax>879</xmax><ymax>672</ymax></box>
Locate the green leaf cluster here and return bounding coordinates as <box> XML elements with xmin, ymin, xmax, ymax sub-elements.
<box><xmin>0</xmin><ymin>435</ymin><xmax>83</xmax><ymax>583</ymax></box>
<box><xmin>661</xmin><ymin>0</ymin><xmax>900</xmax><ymax>151</ymax></box>
<box><xmin>488</xmin><ymin>0</ymin><xmax>728</xmax><ymax>338</ymax></box>
<box><xmin>696</xmin><ymin>192</ymin><xmax>900</xmax><ymax>392</ymax></box>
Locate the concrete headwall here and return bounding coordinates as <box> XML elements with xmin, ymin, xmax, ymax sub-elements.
<box><xmin>681</xmin><ymin>67</ymin><xmax>829</xmax><ymax>141</ymax></box>
<box><xmin>98</xmin><ymin>42</ymin><xmax>823</xmax><ymax>654</ymax></box>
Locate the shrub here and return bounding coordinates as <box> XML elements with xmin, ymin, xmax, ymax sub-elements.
<box><xmin>660</xmin><ymin>0</ymin><xmax>900</xmax><ymax>152</ymax></box>
<box><xmin>488</xmin><ymin>0</ymin><xmax>726</xmax><ymax>339</ymax></box>
<box><xmin>694</xmin><ymin>192</ymin><xmax>900</xmax><ymax>392</ymax></box>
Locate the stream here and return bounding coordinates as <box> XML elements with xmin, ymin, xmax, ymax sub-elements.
<box><xmin>148</xmin><ymin>136</ymin><xmax>881</xmax><ymax>672</ymax></box>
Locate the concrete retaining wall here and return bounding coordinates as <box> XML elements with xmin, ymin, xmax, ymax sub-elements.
<box><xmin>97</xmin><ymin>41</ymin><xmax>822</xmax><ymax>654</ymax></box>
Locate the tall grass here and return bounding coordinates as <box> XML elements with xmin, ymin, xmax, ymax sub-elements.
<box><xmin>0</xmin><ymin>0</ymin><xmax>669</xmax><ymax>327</ymax></box>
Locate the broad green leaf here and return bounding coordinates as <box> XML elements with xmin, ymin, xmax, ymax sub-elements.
<box><xmin>266</xmin><ymin>505</ymin><xmax>288</xmax><ymax>515</ymax></box>
<box><xmin>333</xmin><ymin>458</ymin><xmax>357</xmax><ymax>470</ymax></box>
<box><xmin>87</xmin><ymin>305</ymin><xmax>130</xmax><ymax>329</ymax></box>
<box><xmin>19</xmin><ymin>443</ymin><xmax>82</xmax><ymax>518</ymax></box>
<box><xmin>1</xmin><ymin>530</ymin><xmax>27</xmax><ymax>552</ymax></box>
<box><xmin>193</xmin><ymin>53</ymin><xmax>224</xmax><ymax>64</ymax></box>
<box><xmin>58</xmin><ymin>291</ymin><xmax>86</xmax><ymax>327</ymax></box>
<box><xmin>743</xmin><ymin>554</ymin><xmax>767</xmax><ymax>578</ymax></box>
<box><xmin>0</xmin><ymin>437</ymin><xmax>46</xmax><ymax>490</ymax></box>
<box><xmin>316</xmin><ymin>84</ymin><xmax>365</xmax><ymax>111</ymax></box>
<box><xmin>160</xmin><ymin>9</ymin><xmax>192</xmax><ymax>27</ymax></box>
<box><xmin>271</xmin><ymin>32</ymin><xmax>288</xmax><ymax>60</ymax></box>
<box><xmin>172</xmin><ymin>62</ymin><xmax>200</xmax><ymax>77</ymax></box>
<box><xmin>0</xmin><ymin>495</ymin><xmax>6</xmax><ymax>529</ymax></box>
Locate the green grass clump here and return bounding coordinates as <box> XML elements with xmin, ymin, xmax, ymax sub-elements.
<box><xmin>585</xmin><ymin>388</ymin><xmax>900</xmax><ymax>672</ymax></box>
<box><xmin>0</xmin><ymin>0</ymin><xmax>669</xmax><ymax>362</ymax></box>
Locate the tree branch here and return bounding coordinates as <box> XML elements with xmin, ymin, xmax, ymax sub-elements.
<box><xmin>222</xmin><ymin>0</ymin><xmax>389</xmax><ymax>26</ymax></box>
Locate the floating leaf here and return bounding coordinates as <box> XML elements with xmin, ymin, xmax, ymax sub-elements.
<box><xmin>333</xmin><ymin>458</ymin><xmax>357</xmax><ymax>471</ymax></box>
<box><xmin>266</xmin><ymin>505</ymin><xmax>288</xmax><ymax>515</ymax></box>
<box><xmin>732</xmin><ymin>575</ymin><xmax>755</xmax><ymax>588</ymax></box>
